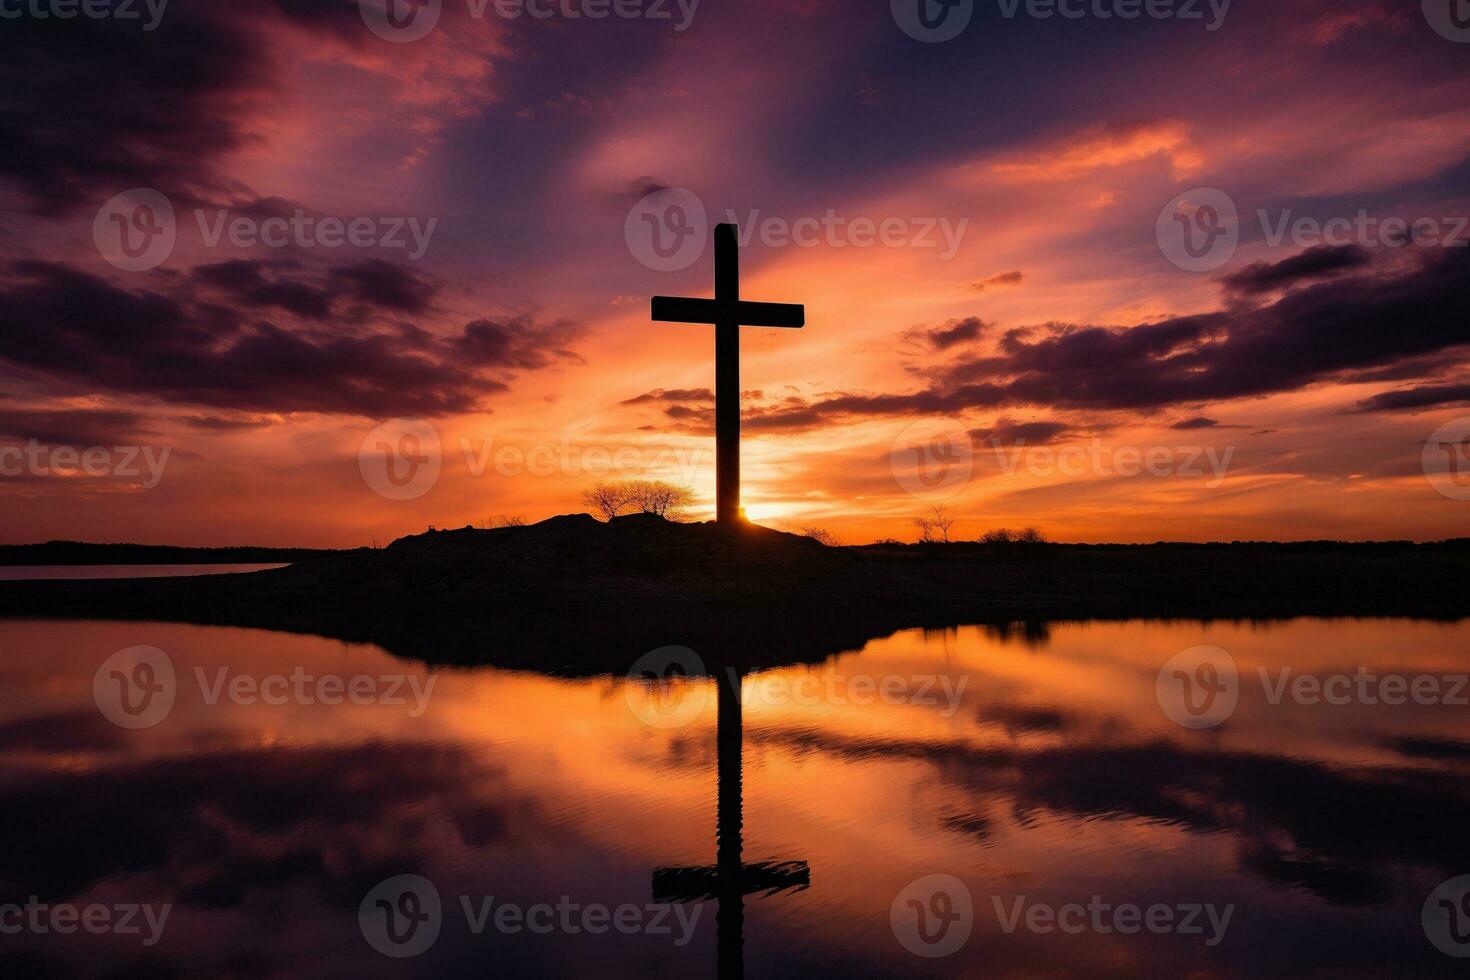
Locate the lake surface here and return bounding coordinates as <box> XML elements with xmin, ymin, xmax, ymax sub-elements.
<box><xmin>2</xmin><ymin>617</ymin><xmax>1469</xmax><ymax>977</ymax></box>
<box><xmin>0</xmin><ymin>564</ymin><xmax>288</xmax><ymax>581</ymax></box>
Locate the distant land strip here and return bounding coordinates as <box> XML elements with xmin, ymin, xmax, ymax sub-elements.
<box><xmin>0</xmin><ymin>541</ymin><xmax>368</xmax><ymax>566</ymax></box>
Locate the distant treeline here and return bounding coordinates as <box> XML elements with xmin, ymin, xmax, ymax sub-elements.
<box><xmin>856</xmin><ymin>538</ymin><xmax>1470</xmax><ymax>553</ymax></box>
<box><xmin>0</xmin><ymin>541</ymin><xmax>369</xmax><ymax>566</ymax></box>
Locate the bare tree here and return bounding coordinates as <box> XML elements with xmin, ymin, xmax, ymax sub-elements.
<box><xmin>799</xmin><ymin>526</ymin><xmax>838</xmax><ymax>547</ymax></box>
<box><xmin>581</xmin><ymin>483</ymin><xmax>630</xmax><ymax>521</ymax></box>
<box><xmin>584</xmin><ymin>481</ymin><xmax>695</xmax><ymax>520</ymax></box>
<box><xmin>1017</xmin><ymin>526</ymin><xmax>1047</xmax><ymax>544</ymax></box>
<box><xmin>929</xmin><ymin>506</ymin><xmax>957</xmax><ymax>543</ymax></box>
<box><xmin>623</xmin><ymin>480</ymin><xmax>695</xmax><ymax>519</ymax></box>
<box><xmin>481</xmin><ymin>514</ymin><xmax>526</xmax><ymax>529</ymax></box>
<box><xmin>981</xmin><ymin>528</ymin><xmax>1016</xmax><ymax>544</ymax></box>
<box><xmin>912</xmin><ymin>517</ymin><xmax>936</xmax><ymax>543</ymax></box>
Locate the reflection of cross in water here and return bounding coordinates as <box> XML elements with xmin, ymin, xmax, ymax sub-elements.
<box><xmin>652</xmin><ymin>669</ymin><xmax>810</xmax><ymax>979</ymax></box>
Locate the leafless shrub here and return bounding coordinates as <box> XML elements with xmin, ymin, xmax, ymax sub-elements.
<box><xmin>799</xmin><ymin>526</ymin><xmax>839</xmax><ymax>547</ymax></box>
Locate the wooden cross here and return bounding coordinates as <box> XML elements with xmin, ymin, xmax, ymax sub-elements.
<box><xmin>652</xmin><ymin>669</ymin><xmax>810</xmax><ymax>978</ymax></box>
<box><xmin>652</xmin><ymin>224</ymin><xmax>805</xmax><ymax>524</ymax></box>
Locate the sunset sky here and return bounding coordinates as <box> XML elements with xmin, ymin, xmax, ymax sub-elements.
<box><xmin>2</xmin><ymin>0</ymin><xmax>1468</xmax><ymax>546</ymax></box>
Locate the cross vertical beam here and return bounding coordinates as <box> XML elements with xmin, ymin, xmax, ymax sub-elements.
<box><xmin>714</xmin><ymin>225</ymin><xmax>741</xmax><ymax>525</ymax></box>
<box><xmin>650</xmin><ymin>224</ymin><xmax>805</xmax><ymax>526</ymax></box>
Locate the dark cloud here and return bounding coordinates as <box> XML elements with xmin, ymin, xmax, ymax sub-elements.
<box><xmin>0</xmin><ymin>734</ymin><xmax>522</xmax><ymax>906</ymax></box>
<box><xmin>0</xmin><ymin>261</ymin><xmax>580</xmax><ymax>418</ymax></box>
<box><xmin>0</xmin><ymin>4</ymin><xmax>367</xmax><ymax>215</ymax></box>
<box><xmin>621</xmin><ymin>388</ymin><xmax>714</xmax><ymax>405</ymax></box>
<box><xmin>194</xmin><ymin>260</ymin><xmax>336</xmax><ymax>320</ymax></box>
<box><xmin>970</xmin><ymin>271</ymin><xmax>1024</xmax><ymax>293</ymax></box>
<box><xmin>1220</xmin><ymin>245</ymin><xmax>1372</xmax><ymax>296</ymax></box>
<box><xmin>1383</xmin><ymin>736</ymin><xmax>1470</xmax><ymax>762</ymax></box>
<box><xmin>902</xmin><ymin>316</ymin><xmax>991</xmax><ymax>354</ymax></box>
<box><xmin>328</xmin><ymin>259</ymin><xmax>437</xmax><ymax>314</ymax></box>
<box><xmin>0</xmin><ymin>407</ymin><xmax>148</xmax><ymax>445</ymax></box>
<box><xmin>928</xmin><ymin>316</ymin><xmax>990</xmax><ymax>350</ymax></box>
<box><xmin>1171</xmin><ymin>416</ymin><xmax>1219</xmax><ymax>430</ymax></box>
<box><xmin>194</xmin><ymin>257</ymin><xmax>437</xmax><ymax>320</ymax></box>
<box><xmin>968</xmin><ymin>418</ymin><xmax>1071</xmax><ymax>445</ymax></box>
<box><xmin>1353</xmin><ymin>383</ymin><xmax>1470</xmax><ymax>413</ymax></box>
<box><xmin>453</xmin><ymin>315</ymin><xmax>584</xmax><ymax>370</ymax></box>
<box><xmin>748</xmin><ymin>248</ymin><xmax>1470</xmax><ymax>431</ymax></box>
<box><xmin>623</xmin><ymin>177</ymin><xmax>673</xmax><ymax>203</ymax></box>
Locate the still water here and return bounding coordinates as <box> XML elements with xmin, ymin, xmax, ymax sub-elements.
<box><xmin>0</xmin><ymin>564</ymin><xmax>288</xmax><ymax>581</ymax></box>
<box><xmin>2</xmin><ymin>617</ymin><xmax>1468</xmax><ymax>977</ymax></box>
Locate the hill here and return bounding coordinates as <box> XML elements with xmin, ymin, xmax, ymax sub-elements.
<box><xmin>1</xmin><ymin>515</ymin><xmax>1467</xmax><ymax>672</ymax></box>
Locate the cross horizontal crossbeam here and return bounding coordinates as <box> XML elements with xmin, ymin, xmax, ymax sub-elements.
<box><xmin>651</xmin><ymin>297</ymin><xmax>805</xmax><ymax>329</ymax></box>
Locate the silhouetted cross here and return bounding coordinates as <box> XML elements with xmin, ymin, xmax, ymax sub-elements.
<box><xmin>652</xmin><ymin>225</ymin><xmax>805</xmax><ymax>524</ymax></box>
<box><xmin>652</xmin><ymin>669</ymin><xmax>810</xmax><ymax>978</ymax></box>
